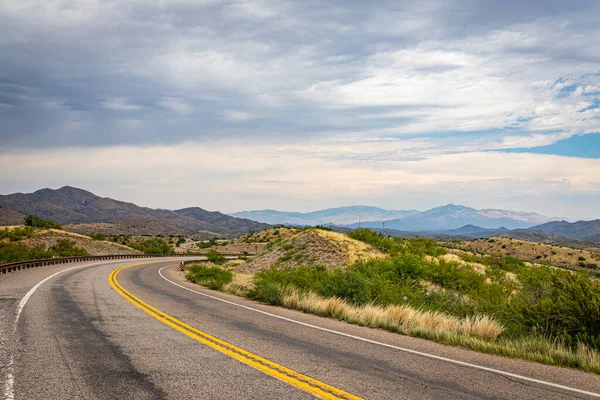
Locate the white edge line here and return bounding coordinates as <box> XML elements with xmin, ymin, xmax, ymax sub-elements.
<box><xmin>158</xmin><ymin>266</ymin><xmax>600</xmax><ymax>399</ymax></box>
<box><xmin>3</xmin><ymin>258</ymin><xmax>168</xmax><ymax>400</ymax></box>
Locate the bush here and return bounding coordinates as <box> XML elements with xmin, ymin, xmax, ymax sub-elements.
<box><xmin>348</xmin><ymin>228</ymin><xmax>446</xmax><ymax>256</ymax></box>
<box><xmin>185</xmin><ymin>264</ymin><xmax>233</xmax><ymax>290</ymax></box>
<box><xmin>248</xmin><ymin>241</ymin><xmax>600</xmax><ymax>352</ymax></box>
<box><xmin>508</xmin><ymin>267</ymin><xmax>600</xmax><ymax>348</ymax></box>
<box><xmin>0</xmin><ymin>239</ymin><xmax>88</xmax><ymax>263</ymax></box>
<box><xmin>0</xmin><ymin>227</ymin><xmax>35</xmax><ymax>242</ymax></box>
<box><xmin>88</xmin><ymin>232</ymin><xmax>107</xmax><ymax>241</ymax></box>
<box><xmin>49</xmin><ymin>239</ymin><xmax>88</xmax><ymax>257</ymax></box>
<box><xmin>197</xmin><ymin>238</ymin><xmax>217</xmax><ymax>249</ymax></box>
<box><xmin>24</xmin><ymin>215</ymin><xmax>62</xmax><ymax>229</ymax></box>
<box><xmin>206</xmin><ymin>249</ymin><xmax>225</xmax><ymax>264</ymax></box>
<box><xmin>130</xmin><ymin>238</ymin><xmax>174</xmax><ymax>254</ymax></box>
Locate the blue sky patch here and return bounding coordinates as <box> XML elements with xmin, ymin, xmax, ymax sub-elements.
<box><xmin>504</xmin><ymin>133</ymin><xmax>600</xmax><ymax>158</ymax></box>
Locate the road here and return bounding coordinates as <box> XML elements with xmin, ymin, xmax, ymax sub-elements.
<box><xmin>1</xmin><ymin>258</ymin><xmax>599</xmax><ymax>399</ymax></box>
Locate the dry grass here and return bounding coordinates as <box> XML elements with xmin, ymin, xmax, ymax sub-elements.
<box><xmin>238</xmin><ymin>229</ymin><xmax>385</xmax><ymax>273</ymax></box>
<box><xmin>274</xmin><ymin>288</ymin><xmax>600</xmax><ymax>373</ymax></box>
<box><xmin>18</xmin><ymin>228</ymin><xmax>140</xmax><ymax>256</ymax></box>
<box><xmin>426</xmin><ymin>252</ymin><xmax>487</xmax><ymax>274</ymax></box>
<box><xmin>314</xmin><ymin>229</ymin><xmax>386</xmax><ymax>264</ymax></box>
<box><xmin>454</xmin><ymin>237</ymin><xmax>600</xmax><ymax>271</ymax></box>
<box><xmin>280</xmin><ymin>289</ymin><xmax>503</xmax><ymax>340</ymax></box>
<box><xmin>222</xmin><ymin>273</ymin><xmax>254</xmax><ymax>296</ymax></box>
<box><xmin>442</xmin><ymin>335</ymin><xmax>600</xmax><ymax>373</ymax></box>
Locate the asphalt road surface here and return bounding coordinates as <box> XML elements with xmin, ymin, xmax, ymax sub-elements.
<box><xmin>1</xmin><ymin>258</ymin><xmax>599</xmax><ymax>399</ymax></box>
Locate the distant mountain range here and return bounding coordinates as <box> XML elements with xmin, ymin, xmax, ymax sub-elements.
<box><xmin>0</xmin><ymin>187</ymin><xmax>271</xmax><ymax>237</ymax></box>
<box><xmin>231</xmin><ymin>206</ymin><xmax>418</xmax><ymax>226</ymax></box>
<box><xmin>232</xmin><ymin>204</ymin><xmax>557</xmax><ymax>231</ymax></box>
<box><xmin>2</xmin><ymin>187</ymin><xmax>597</xmax><ymax>244</ymax></box>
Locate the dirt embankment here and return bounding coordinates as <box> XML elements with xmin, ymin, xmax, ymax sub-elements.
<box><xmin>21</xmin><ymin>229</ymin><xmax>141</xmax><ymax>256</ymax></box>
<box><xmin>236</xmin><ymin>228</ymin><xmax>385</xmax><ymax>273</ymax></box>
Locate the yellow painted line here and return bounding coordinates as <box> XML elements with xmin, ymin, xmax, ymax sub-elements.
<box><xmin>109</xmin><ymin>262</ymin><xmax>363</xmax><ymax>400</ymax></box>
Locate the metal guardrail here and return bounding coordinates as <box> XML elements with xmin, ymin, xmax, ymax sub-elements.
<box><xmin>0</xmin><ymin>253</ymin><xmax>245</xmax><ymax>274</ymax></box>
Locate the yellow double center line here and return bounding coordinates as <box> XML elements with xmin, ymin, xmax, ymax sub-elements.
<box><xmin>109</xmin><ymin>262</ymin><xmax>363</xmax><ymax>400</ymax></box>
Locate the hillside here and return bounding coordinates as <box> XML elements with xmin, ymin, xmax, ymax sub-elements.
<box><xmin>236</xmin><ymin>228</ymin><xmax>385</xmax><ymax>273</ymax></box>
<box><xmin>0</xmin><ymin>226</ymin><xmax>140</xmax><ymax>261</ymax></box>
<box><xmin>499</xmin><ymin>231</ymin><xmax>600</xmax><ymax>250</ymax></box>
<box><xmin>452</xmin><ymin>237</ymin><xmax>600</xmax><ymax>271</ymax></box>
<box><xmin>524</xmin><ymin>219</ymin><xmax>600</xmax><ymax>240</ymax></box>
<box><xmin>0</xmin><ymin>205</ymin><xmax>24</xmax><ymax>225</ymax></box>
<box><xmin>0</xmin><ymin>187</ymin><xmax>269</xmax><ymax>238</ymax></box>
<box><xmin>175</xmin><ymin>207</ymin><xmax>271</xmax><ymax>237</ymax></box>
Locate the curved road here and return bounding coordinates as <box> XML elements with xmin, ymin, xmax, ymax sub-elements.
<box><xmin>1</xmin><ymin>258</ymin><xmax>599</xmax><ymax>399</ymax></box>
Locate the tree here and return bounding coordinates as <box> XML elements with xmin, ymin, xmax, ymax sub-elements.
<box><xmin>24</xmin><ymin>215</ymin><xmax>62</xmax><ymax>229</ymax></box>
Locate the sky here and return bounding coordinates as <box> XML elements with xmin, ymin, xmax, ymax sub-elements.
<box><xmin>0</xmin><ymin>0</ymin><xmax>599</xmax><ymax>219</ymax></box>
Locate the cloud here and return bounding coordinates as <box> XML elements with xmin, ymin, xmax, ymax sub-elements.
<box><xmin>1</xmin><ymin>141</ymin><xmax>599</xmax><ymax>218</ymax></box>
<box><xmin>158</xmin><ymin>98</ymin><xmax>193</xmax><ymax>115</ymax></box>
<box><xmin>1</xmin><ymin>0</ymin><xmax>600</xmax><ymax>217</ymax></box>
<box><xmin>221</xmin><ymin>110</ymin><xmax>256</xmax><ymax>122</ymax></box>
<box><xmin>101</xmin><ymin>98</ymin><xmax>142</xmax><ymax>111</ymax></box>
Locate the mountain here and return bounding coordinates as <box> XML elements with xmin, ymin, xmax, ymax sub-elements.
<box><xmin>0</xmin><ymin>186</ymin><xmax>270</xmax><ymax>237</ymax></box>
<box><xmin>445</xmin><ymin>225</ymin><xmax>510</xmax><ymax>237</ymax></box>
<box><xmin>0</xmin><ymin>205</ymin><xmax>25</xmax><ymax>225</ymax></box>
<box><xmin>346</xmin><ymin>204</ymin><xmax>556</xmax><ymax>231</ymax></box>
<box><xmin>174</xmin><ymin>207</ymin><xmax>271</xmax><ymax>237</ymax></box>
<box><xmin>523</xmin><ymin>219</ymin><xmax>600</xmax><ymax>240</ymax></box>
<box><xmin>231</xmin><ymin>206</ymin><xmax>418</xmax><ymax>226</ymax></box>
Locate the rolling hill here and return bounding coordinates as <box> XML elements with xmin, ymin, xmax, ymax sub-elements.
<box><xmin>0</xmin><ymin>187</ymin><xmax>270</xmax><ymax>237</ymax></box>
<box><xmin>522</xmin><ymin>219</ymin><xmax>600</xmax><ymax>240</ymax></box>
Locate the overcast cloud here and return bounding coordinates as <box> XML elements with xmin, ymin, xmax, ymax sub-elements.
<box><xmin>1</xmin><ymin>0</ymin><xmax>599</xmax><ymax>218</ymax></box>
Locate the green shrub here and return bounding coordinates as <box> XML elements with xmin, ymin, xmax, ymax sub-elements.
<box><xmin>185</xmin><ymin>264</ymin><xmax>233</xmax><ymax>290</ymax></box>
<box><xmin>49</xmin><ymin>239</ymin><xmax>88</xmax><ymax>257</ymax></box>
<box><xmin>88</xmin><ymin>232</ymin><xmax>107</xmax><ymax>241</ymax></box>
<box><xmin>130</xmin><ymin>238</ymin><xmax>174</xmax><ymax>254</ymax></box>
<box><xmin>348</xmin><ymin>228</ymin><xmax>446</xmax><ymax>256</ymax></box>
<box><xmin>206</xmin><ymin>249</ymin><xmax>225</xmax><ymax>264</ymax></box>
<box><xmin>24</xmin><ymin>215</ymin><xmax>62</xmax><ymax>229</ymax></box>
<box><xmin>248</xmin><ymin>242</ymin><xmax>600</xmax><ymax>352</ymax></box>
<box><xmin>507</xmin><ymin>267</ymin><xmax>600</xmax><ymax>347</ymax></box>
<box><xmin>0</xmin><ymin>239</ymin><xmax>88</xmax><ymax>263</ymax></box>
<box><xmin>0</xmin><ymin>227</ymin><xmax>35</xmax><ymax>241</ymax></box>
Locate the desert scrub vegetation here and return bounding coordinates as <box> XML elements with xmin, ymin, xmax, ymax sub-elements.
<box><xmin>185</xmin><ymin>264</ymin><xmax>233</xmax><ymax>290</ymax></box>
<box><xmin>242</xmin><ymin>229</ymin><xmax>600</xmax><ymax>373</ymax></box>
<box><xmin>0</xmin><ymin>226</ymin><xmax>35</xmax><ymax>242</ymax></box>
<box><xmin>206</xmin><ymin>249</ymin><xmax>226</xmax><ymax>265</ymax></box>
<box><xmin>88</xmin><ymin>232</ymin><xmax>107</xmax><ymax>241</ymax></box>
<box><xmin>348</xmin><ymin>228</ymin><xmax>446</xmax><ymax>257</ymax></box>
<box><xmin>0</xmin><ymin>238</ymin><xmax>89</xmax><ymax>263</ymax></box>
<box><xmin>130</xmin><ymin>238</ymin><xmax>174</xmax><ymax>254</ymax></box>
<box><xmin>279</xmin><ymin>289</ymin><xmax>503</xmax><ymax>339</ymax></box>
<box><xmin>24</xmin><ymin>215</ymin><xmax>62</xmax><ymax>229</ymax></box>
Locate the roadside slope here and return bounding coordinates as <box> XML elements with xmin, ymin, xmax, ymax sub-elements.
<box><xmin>237</xmin><ymin>228</ymin><xmax>385</xmax><ymax>273</ymax></box>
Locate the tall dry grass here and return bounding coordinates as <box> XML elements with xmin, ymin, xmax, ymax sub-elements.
<box><xmin>280</xmin><ymin>289</ymin><xmax>504</xmax><ymax>339</ymax></box>
<box><xmin>222</xmin><ymin>273</ymin><xmax>254</xmax><ymax>296</ymax></box>
<box><xmin>277</xmin><ymin>288</ymin><xmax>600</xmax><ymax>373</ymax></box>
